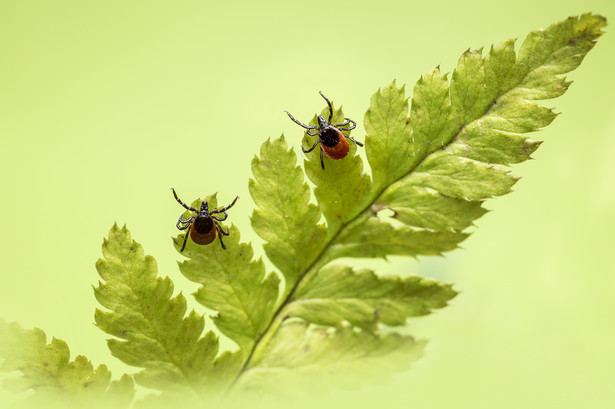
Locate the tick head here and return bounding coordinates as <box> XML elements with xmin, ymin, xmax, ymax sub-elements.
<box><xmin>200</xmin><ymin>200</ymin><xmax>209</xmax><ymax>215</ymax></box>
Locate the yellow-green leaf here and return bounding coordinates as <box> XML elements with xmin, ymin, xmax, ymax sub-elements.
<box><xmin>94</xmin><ymin>224</ymin><xmax>241</xmax><ymax>397</ymax></box>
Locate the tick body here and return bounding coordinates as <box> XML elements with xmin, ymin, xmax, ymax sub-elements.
<box><xmin>285</xmin><ymin>91</ymin><xmax>363</xmax><ymax>169</ymax></box>
<box><xmin>190</xmin><ymin>216</ymin><xmax>216</xmax><ymax>245</ymax></box>
<box><xmin>171</xmin><ymin>188</ymin><xmax>239</xmax><ymax>252</ymax></box>
<box><xmin>318</xmin><ymin>122</ymin><xmax>350</xmax><ymax>160</ymax></box>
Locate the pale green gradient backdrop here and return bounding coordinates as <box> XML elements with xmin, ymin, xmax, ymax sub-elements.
<box><xmin>1</xmin><ymin>0</ymin><xmax>614</xmax><ymax>408</ymax></box>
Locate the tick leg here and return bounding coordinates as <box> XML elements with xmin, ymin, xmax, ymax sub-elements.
<box><xmin>302</xmin><ymin>139</ymin><xmax>320</xmax><ymax>153</ymax></box>
<box><xmin>179</xmin><ymin>214</ymin><xmax>195</xmax><ymax>223</ymax></box>
<box><xmin>335</xmin><ymin>118</ymin><xmax>351</xmax><ymax>128</ymax></box>
<box><xmin>220</xmin><ymin>225</ymin><xmax>230</xmax><ymax>236</ymax></box>
<box><xmin>344</xmin><ymin>133</ymin><xmax>364</xmax><ymax>147</ymax></box>
<box><xmin>176</xmin><ymin>215</ymin><xmax>195</xmax><ymax>230</ymax></box>
<box><xmin>320</xmin><ymin>146</ymin><xmax>325</xmax><ymax>169</ymax></box>
<box><xmin>285</xmin><ymin>111</ymin><xmax>317</xmax><ymax>130</ymax></box>
<box><xmin>210</xmin><ymin>208</ymin><xmax>229</xmax><ymax>220</ymax></box>
<box><xmin>171</xmin><ymin>188</ymin><xmax>198</xmax><ymax>212</ymax></box>
<box><xmin>212</xmin><ymin>213</ymin><xmax>227</xmax><ymax>222</ymax></box>
<box><xmin>306</xmin><ymin>128</ymin><xmax>319</xmax><ymax>136</ymax></box>
<box><xmin>214</xmin><ymin>222</ymin><xmax>229</xmax><ymax>250</ymax></box>
<box><xmin>211</xmin><ymin>196</ymin><xmax>239</xmax><ymax>214</ymax></box>
<box><xmin>217</xmin><ymin>234</ymin><xmax>226</xmax><ymax>250</ymax></box>
<box><xmin>180</xmin><ymin>231</ymin><xmax>190</xmax><ymax>252</ymax></box>
<box><xmin>319</xmin><ymin>91</ymin><xmax>334</xmax><ymax>124</ymax></box>
<box><xmin>214</xmin><ymin>220</ymin><xmax>230</xmax><ymax>235</ymax></box>
<box><xmin>336</xmin><ymin>118</ymin><xmax>356</xmax><ymax>131</ymax></box>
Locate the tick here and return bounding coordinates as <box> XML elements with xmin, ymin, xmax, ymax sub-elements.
<box><xmin>285</xmin><ymin>91</ymin><xmax>363</xmax><ymax>169</ymax></box>
<box><xmin>171</xmin><ymin>188</ymin><xmax>239</xmax><ymax>252</ymax></box>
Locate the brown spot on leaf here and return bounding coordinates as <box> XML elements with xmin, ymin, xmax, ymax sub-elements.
<box><xmin>370</xmin><ymin>203</ymin><xmax>387</xmax><ymax>216</ymax></box>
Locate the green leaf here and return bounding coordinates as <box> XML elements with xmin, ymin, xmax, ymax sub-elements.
<box><xmin>94</xmin><ymin>224</ymin><xmax>241</xmax><ymax>396</ymax></box>
<box><xmin>300</xmin><ymin>101</ymin><xmax>371</xmax><ymax>233</ymax></box>
<box><xmin>410</xmin><ymin>68</ymin><xmax>459</xmax><ymax>155</ymax></box>
<box><xmin>250</xmin><ymin>137</ymin><xmax>327</xmax><ymax>290</ymax></box>
<box><xmin>287</xmin><ymin>265</ymin><xmax>457</xmax><ymax>329</ymax></box>
<box><xmin>377</xmin><ymin>184</ymin><xmax>488</xmax><ymax>231</ymax></box>
<box><xmin>239</xmin><ymin>14</ymin><xmax>605</xmax><ymax>394</ymax></box>
<box><xmin>175</xmin><ymin>195</ymin><xmax>280</xmax><ymax>359</ymax></box>
<box><xmin>408</xmin><ymin>153</ymin><xmax>519</xmax><ymax>201</ymax></box>
<box><xmin>326</xmin><ymin>215</ymin><xmax>468</xmax><ymax>261</ymax></box>
<box><xmin>364</xmin><ymin>81</ymin><xmax>414</xmax><ymax>190</ymax></box>
<box><xmin>0</xmin><ymin>319</ymin><xmax>134</xmax><ymax>407</ymax></box>
<box><xmin>238</xmin><ymin>321</ymin><xmax>425</xmax><ymax>392</ymax></box>
<box><xmin>370</xmin><ymin>13</ymin><xmax>605</xmax><ymax>238</ymax></box>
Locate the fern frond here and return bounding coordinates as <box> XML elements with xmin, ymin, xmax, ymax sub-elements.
<box><xmin>241</xmin><ymin>13</ymin><xmax>606</xmax><ymax>392</ymax></box>
<box><xmin>0</xmin><ymin>319</ymin><xmax>134</xmax><ymax>408</ymax></box>
<box><xmin>94</xmin><ymin>224</ymin><xmax>241</xmax><ymax>398</ymax></box>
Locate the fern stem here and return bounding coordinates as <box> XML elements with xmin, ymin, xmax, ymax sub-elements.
<box><xmin>225</xmin><ymin>25</ymin><xmax>596</xmax><ymax>393</ymax></box>
<box><xmin>225</xmin><ymin>207</ymin><xmax>376</xmax><ymax>396</ymax></box>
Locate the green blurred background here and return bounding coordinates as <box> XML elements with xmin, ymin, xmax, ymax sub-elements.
<box><xmin>1</xmin><ymin>0</ymin><xmax>613</xmax><ymax>407</ymax></box>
